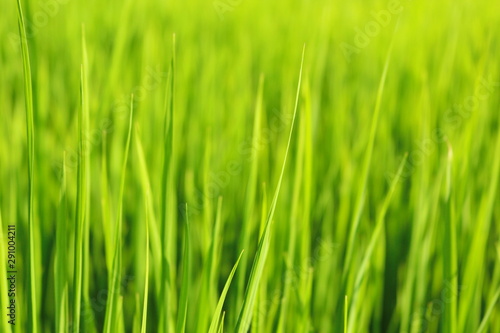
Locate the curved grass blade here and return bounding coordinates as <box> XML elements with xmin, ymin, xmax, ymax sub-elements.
<box><xmin>236</xmin><ymin>73</ymin><xmax>265</xmax><ymax>311</ymax></box>
<box><xmin>208</xmin><ymin>251</ymin><xmax>244</xmax><ymax>333</ymax></box>
<box><xmin>196</xmin><ymin>196</ymin><xmax>225</xmax><ymax>333</ymax></box>
<box><xmin>348</xmin><ymin>154</ymin><xmax>407</xmax><ymax>331</ymax></box>
<box><xmin>135</xmin><ymin>127</ymin><xmax>162</xmax><ymax>294</ymax></box>
<box><xmin>252</xmin><ymin>184</ymin><xmax>268</xmax><ymax>332</ymax></box>
<box><xmin>234</xmin><ymin>44</ymin><xmax>305</xmax><ymax>333</ymax></box>
<box><xmin>218</xmin><ymin>312</ymin><xmax>226</xmax><ymax>333</ymax></box>
<box><xmin>459</xmin><ymin>127</ymin><xmax>500</xmax><ymax>331</ymax></box>
<box><xmin>476</xmin><ymin>287</ymin><xmax>500</xmax><ymax>333</ymax></box>
<box><xmin>276</xmin><ymin>75</ymin><xmax>308</xmax><ymax>332</ymax></box>
<box><xmin>342</xmin><ymin>20</ymin><xmax>399</xmax><ymax>280</ymax></box>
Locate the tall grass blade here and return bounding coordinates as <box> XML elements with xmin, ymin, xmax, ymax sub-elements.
<box><xmin>237</xmin><ymin>73</ymin><xmax>265</xmax><ymax>310</ymax></box>
<box><xmin>343</xmin><ymin>22</ymin><xmax>398</xmax><ymax>279</ymax></box>
<box><xmin>16</xmin><ymin>0</ymin><xmax>38</xmax><ymax>331</ymax></box>
<box><xmin>442</xmin><ymin>143</ymin><xmax>457</xmax><ymax>333</ymax></box>
<box><xmin>197</xmin><ymin>196</ymin><xmax>225</xmax><ymax>333</ymax></box>
<box><xmin>72</xmin><ymin>59</ymin><xmax>90</xmax><ymax>333</ymax></box>
<box><xmin>208</xmin><ymin>251</ymin><xmax>244</xmax><ymax>333</ymax></box>
<box><xmin>141</xmin><ymin>195</ymin><xmax>150</xmax><ymax>333</ymax></box>
<box><xmin>103</xmin><ymin>96</ymin><xmax>134</xmax><ymax>333</ymax></box>
<box><xmin>176</xmin><ymin>204</ymin><xmax>191</xmax><ymax>333</ymax></box>
<box><xmin>160</xmin><ymin>33</ymin><xmax>176</xmax><ymax>332</ymax></box>
<box><xmin>135</xmin><ymin>127</ymin><xmax>162</xmax><ymax>295</ymax></box>
<box><xmin>476</xmin><ymin>287</ymin><xmax>500</xmax><ymax>333</ymax></box>
<box><xmin>234</xmin><ymin>44</ymin><xmax>305</xmax><ymax>333</ymax></box>
<box><xmin>55</xmin><ymin>153</ymin><xmax>69</xmax><ymax>333</ymax></box>
<box><xmin>348</xmin><ymin>154</ymin><xmax>407</xmax><ymax>331</ymax></box>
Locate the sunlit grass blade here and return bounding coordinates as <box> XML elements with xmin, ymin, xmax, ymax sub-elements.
<box><xmin>80</xmin><ymin>25</ymin><xmax>95</xmax><ymax>333</ymax></box>
<box><xmin>298</xmin><ymin>76</ymin><xmax>313</xmax><ymax>316</ymax></box>
<box><xmin>197</xmin><ymin>196</ymin><xmax>225</xmax><ymax>333</ymax></box>
<box><xmin>0</xmin><ymin>210</ymin><xmax>13</xmax><ymax>333</ymax></box>
<box><xmin>237</xmin><ymin>73</ymin><xmax>265</xmax><ymax>310</ymax></box>
<box><xmin>134</xmin><ymin>127</ymin><xmax>162</xmax><ymax>295</ymax></box>
<box><xmin>101</xmin><ymin>132</ymin><xmax>113</xmax><ymax>272</ymax></box>
<box><xmin>141</xmin><ymin>195</ymin><xmax>150</xmax><ymax>333</ymax></box>
<box><xmin>234</xmin><ymin>44</ymin><xmax>305</xmax><ymax>333</ymax></box>
<box><xmin>348</xmin><ymin>154</ymin><xmax>407</xmax><ymax>331</ymax></box>
<box><xmin>208</xmin><ymin>251</ymin><xmax>244</xmax><ymax>333</ymax></box>
<box><xmin>55</xmin><ymin>153</ymin><xmax>69</xmax><ymax>333</ymax></box>
<box><xmin>344</xmin><ymin>295</ymin><xmax>348</xmax><ymax>333</ymax></box>
<box><xmin>176</xmin><ymin>204</ymin><xmax>191</xmax><ymax>333</ymax></box>
<box><xmin>160</xmin><ymin>33</ymin><xmax>176</xmax><ymax>333</ymax></box>
<box><xmin>117</xmin><ymin>296</ymin><xmax>125</xmax><ymax>332</ymax></box>
<box><xmin>476</xmin><ymin>287</ymin><xmax>500</xmax><ymax>333</ymax></box>
<box><xmin>133</xmin><ymin>294</ymin><xmax>141</xmax><ymax>333</ymax></box>
<box><xmin>399</xmin><ymin>78</ymin><xmax>435</xmax><ymax>333</ymax></box>
<box><xmin>218</xmin><ymin>312</ymin><xmax>226</xmax><ymax>333</ymax></box>
<box><xmin>103</xmin><ymin>95</ymin><xmax>134</xmax><ymax>333</ymax></box>
<box><xmin>4</xmin><ymin>1</ymin><xmax>500</xmax><ymax>332</ymax></box>
<box><xmin>343</xmin><ymin>21</ymin><xmax>398</xmax><ymax>280</ymax></box>
<box><xmin>459</xmin><ymin>120</ymin><xmax>500</xmax><ymax>332</ymax></box>
<box><xmin>442</xmin><ymin>143</ymin><xmax>457</xmax><ymax>333</ymax></box>
<box><xmin>252</xmin><ymin>184</ymin><xmax>268</xmax><ymax>332</ymax></box>
<box><xmin>276</xmin><ymin>77</ymin><xmax>306</xmax><ymax>332</ymax></box>
<box><xmin>72</xmin><ymin>59</ymin><xmax>90</xmax><ymax>333</ymax></box>
<box><xmin>16</xmin><ymin>0</ymin><xmax>38</xmax><ymax>331</ymax></box>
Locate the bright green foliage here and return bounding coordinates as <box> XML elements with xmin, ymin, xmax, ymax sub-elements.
<box><xmin>1</xmin><ymin>0</ymin><xmax>500</xmax><ymax>332</ymax></box>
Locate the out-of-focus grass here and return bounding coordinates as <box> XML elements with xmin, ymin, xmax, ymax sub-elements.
<box><xmin>1</xmin><ymin>0</ymin><xmax>500</xmax><ymax>332</ymax></box>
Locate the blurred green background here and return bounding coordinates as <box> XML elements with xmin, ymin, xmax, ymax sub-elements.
<box><xmin>1</xmin><ymin>0</ymin><xmax>500</xmax><ymax>332</ymax></box>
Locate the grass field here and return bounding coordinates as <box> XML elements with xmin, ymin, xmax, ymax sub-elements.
<box><xmin>1</xmin><ymin>0</ymin><xmax>500</xmax><ymax>332</ymax></box>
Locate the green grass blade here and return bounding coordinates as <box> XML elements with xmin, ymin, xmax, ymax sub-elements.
<box><xmin>15</xmin><ymin>0</ymin><xmax>37</xmax><ymax>331</ymax></box>
<box><xmin>72</xmin><ymin>59</ymin><xmax>90</xmax><ymax>333</ymax></box>
<box><xmin>81</xmin><ymin>25</ymin><xmax>95</xmax><ymax>333</ymax></box>
<box><xmin>117</xmin><ymin>296</ymin><xmax>125</xmax><ymax>332</ymax></box>
<box><xmin>343</xmin><ymin>23</ymin><xmax>398</xmax><ymax>279</ymax></box>
<box><xmin>160</xmin><ymin>33</ymin><xmax>176</xmax><ymax>333</ymax></box>
<box><xmin>344</xmin><ymin>295</ymin><xmax>347</xmax><ymax>333</ymax></box>
<box><xmin>101</xmin><ymin>132</ymin><xmax>113</xmax><ymax>273</ymax></box>
<box><xmin>459</xmin><ymin>119</ymin><xmax>500</xmax><ymax>331</ymax></box>
<box><xmin>276</xmin><ymin>79</ymin><xmax>306</xmax><ymax>332</ymax></box>
<box><xmin>103</xmin><ymin>95</ymin><xmax>134</xmax><ymax>333</ymax></box>
<box><xmin>476</xmin><ymin>287</ymin><xmax>500</xmax><ymax>333</ymax></box>
<box><xmin>141</xmin><ymin>195</ymin><xmax>150</xmax><ymax>333</ymax></box>
<box><xmin>197</xmin><ymin>196</ymin><xmax>225</xmax><ymax>333</ymax></box>
<box><xmin>208</xmin><ymin>251</ymin><xmax>244</xmax><ymax>333</ymax></box>
<box><xmin>217</xmin><ymin>312</ymin><xmax>226</xmax><ymax>333</ymax></box>
<box><xmin>134</xmin><ymin>127</ymin><xmax>162</xmax><ymax>295</ymax></box>
<box><xmin>55</xmin><ymin>153</ymin><xmax>68</xmax><ymax>333</ymax></box>
<box><xmin>348</xmin><ymin>154</ymin><xmax>407</xmax><ymax>331</ymax></box>
<box><xmin>252</xmin><ymin>185</ymin><xmax>269</xmax><ymax>332</ymax></box>
<box><xmin>442</xmin><ymin>143</ymin><xmax>457</xmax><ymax>333</ymax></box>
<box><xmin>234</xmin><ymin>44</ymin><xmax>305</xmax><ymax>333</ymax></box>
<box><xmin>176</xmin><ymin>204</ymin><xmax>191</xmax><ymax>333</ymax></box>
<box><xmin>237</xmin><ymin>73</ymin><xmax>265</xmax><ymax>310</ymax></box>
<box><xmin>133</xmin><ymin>294</ymin><xmax>140</xmax><ymax>333</ymax></box>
